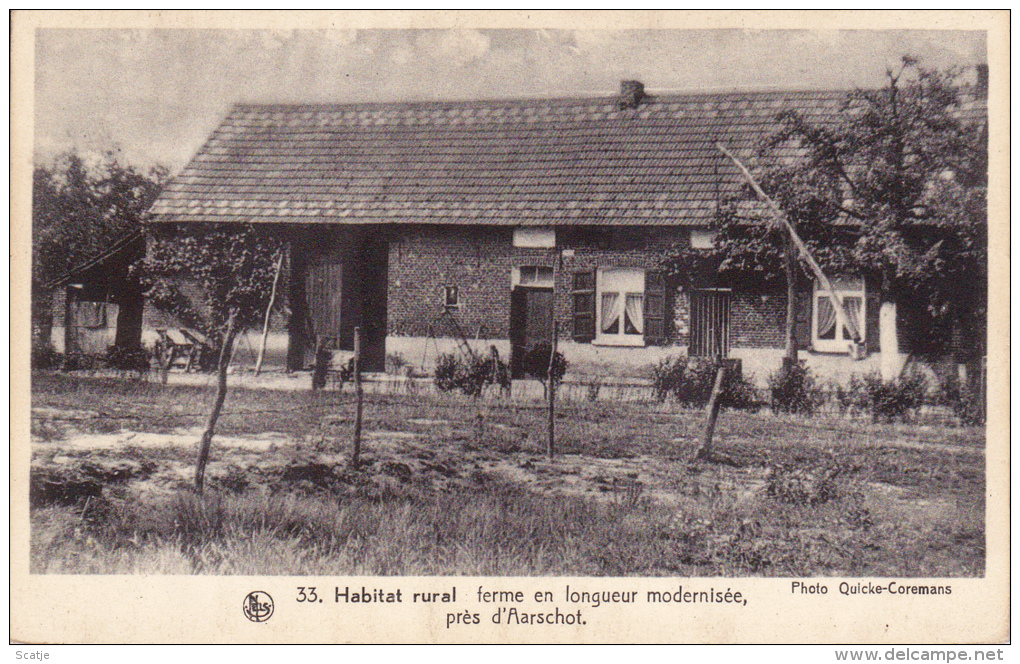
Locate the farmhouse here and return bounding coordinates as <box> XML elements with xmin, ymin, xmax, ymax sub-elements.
<box><xmin>145</xmin><ymin>80</ymin><xmax>985</xmax><ymax>385</ymax></box>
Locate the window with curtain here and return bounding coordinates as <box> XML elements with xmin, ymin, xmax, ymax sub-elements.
<box><xmin>812</xmin><ymin>278</ymin><xmax>865</xmax><ymax>352</ymax></box>
<box><xmin>595</xmin><ymin>269</ymin><xmax>645</xmax><ymax>346</ymax></box>
<box><xmin>76</xmin><ymin>301</ymin><xmax>108</xmax><ymax>329</ymax></box>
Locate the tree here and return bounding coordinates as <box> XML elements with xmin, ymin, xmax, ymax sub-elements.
<box><xmin>686</xmin><ymin>58</ymin><xmax>987</xmax><ymax>379</ymax></box>
<box><xmin>136</xmin><ymin>224</ymin><xmax>283</xmax><ymax>491</ymax></box>
<box><xmin>32</xmin><ymin>150</ymin><xmax>168</xmax><ymax>345</ymax></box>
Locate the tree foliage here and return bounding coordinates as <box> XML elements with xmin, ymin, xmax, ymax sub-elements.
<box><xmin>136</xmin><ymin>224</ymin><xmax>284</xmax><ymax>353</ymax></box>
<box><xmin>670</xmin><ymin>58</ymin><xmax>987</xmax><ymax>354</ymax></box>
<box><xmin>32</xmin><ymin>150</ymin><xmax>168</xmax><ymax>338</ymax></box>
<box><xmin>33</xmin><ymin>150</ymin><xmax>168</xmax><ymax>289</ymax></box>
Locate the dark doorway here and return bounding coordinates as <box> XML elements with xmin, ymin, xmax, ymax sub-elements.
<box><xmin>358</xmin><ymin>238</ymin><xmax>388</xmax><ymax>373</ymax></box>
<box><xmin>298</xmin><ymin>230</ymin><xmax>388</xmax><ymax>373</ymax></box>
<box><xmin>510</xmin><ymin>286</ymin><xmax>553</xmax><ymax>378</ymax></box>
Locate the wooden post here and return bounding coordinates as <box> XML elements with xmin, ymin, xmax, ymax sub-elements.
<box><xmin>255</xmin><ymin>251</ymin><xmax>285</xmax><ymax>376</ymax></box>
<box><xmin>195</xmin><ymin>312</ymin><xmax>237</xmax><ymax>493</ymax></box>
<box><xmin>696</xmin><ymin>363</ymin><xmax>727</xmax><ymax>460</ymax></box>
<box><xmin>311</xmin><ymin>336</ymin><xmax>327</xmax><ymax>390</ymax></box>
<box><xmin>784</xmin><ymin>233</ymin><xmax>799</xmax><ymax>365</ymax></box>
<box><xmin>547</xmin><ymin>321</ymin><xmax>558</xmax><ymax>461</ymax></box>
<box><xmin>716</xmin><ymin>143</ymin><xmax>859</xmax><ymax>352</ymax></box>
<box><xmin>351</xmin><ymin>326</ymin><xmax>363</xmax><ymax>469</ymax></box>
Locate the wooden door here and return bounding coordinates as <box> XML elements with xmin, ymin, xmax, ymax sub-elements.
<box><xmin>510</xmin><ymin>286</ymin><xmax>553</xmax><ymax>378</ymax></box>
<box><xmin>306</xmin><ymin>259</ymin><xmax>344</xmax><ymax>340</ymax></box>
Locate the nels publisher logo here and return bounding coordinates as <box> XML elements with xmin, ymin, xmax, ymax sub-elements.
<box><xmin>243</xmin><ymin>591</ymin><xmax>274</xmax><ymax>623</ymax></box>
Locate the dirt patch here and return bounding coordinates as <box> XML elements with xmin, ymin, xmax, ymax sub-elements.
<box><xmin>31</xmin><ymin>456</ymin><xmax>157</xmax><ymax>506</ymax></box>
<box><xmin>29</xmin><ymin>394</ymin><xmax>982</xmax><ymax>522</ymax></box>
<box><xmin>31</xmin><ymin>420</ymin><xmax>781</xmax><ymax>512</ymax></box>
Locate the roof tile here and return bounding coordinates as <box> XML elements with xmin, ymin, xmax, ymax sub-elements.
<box><xmin>151</xmin><ymin>88</ymin><xmax>954</xmax><ymax>227</ymax></box>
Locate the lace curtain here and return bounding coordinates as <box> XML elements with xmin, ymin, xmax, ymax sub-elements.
<box><xmin>600</xmin><ymin>292</ymin><xmax>620</xmax><ymax>333</ymax></box>
<box><xmin>624</xmin><ymin>293</ymin><xmax>644</xmax><ymax>334</ymax></box>
<box><xmin>818</xmin><ymin>295</ymin><xmax>862</xmax><ymax>340</ymax></box>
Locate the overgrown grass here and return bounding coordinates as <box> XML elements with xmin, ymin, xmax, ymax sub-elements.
<box><xmin>31</xmin><ymin>467</ymin><xmax>983</xmax><ymax>577</ymax></box>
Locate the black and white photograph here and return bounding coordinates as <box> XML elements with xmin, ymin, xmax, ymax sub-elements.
<box><xmin>12</xmin><ymin>10</ymin><xmax>1009</xmax><ymax>645</ymax></box>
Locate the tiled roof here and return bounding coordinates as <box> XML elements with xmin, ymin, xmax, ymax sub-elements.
<box><xmin>148</xmin><ymin>89</ymin><xmax>863</xmax><ymax>227</ymax></box>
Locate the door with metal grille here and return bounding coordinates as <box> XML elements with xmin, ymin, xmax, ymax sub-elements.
<box><xmin>690</xmin><ymin>290</ymin><xmax>730</xmax><ymax>358</ymax></box>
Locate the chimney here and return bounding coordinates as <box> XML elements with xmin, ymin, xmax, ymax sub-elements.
<box><xmin>975</xmin><ymin>63</ymin><xmax>988</xmax><ymax>99</ymax></box>
<box><xmin>619</xmin><ymin>80</ymin><xmax>645</xmax><ymax>110</ymax></box>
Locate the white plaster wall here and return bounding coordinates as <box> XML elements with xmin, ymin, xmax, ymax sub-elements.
<box><xmin>52</xmin><ymin>327</ymin><xmax>66</xmax><ymax>354</ymax></box>
<box><xmin>729</xmin><ymin>348</ymin><xmax>908</xmax><ymax>387</ymax></box>
<box><xmin>139</xmin><ymin>329</ymin><xmax>292</xmax><ymax>370</ymax></box>
<box><xmin>556</xmin><ymin>341</ymin><xmax>682</xmax><ymax>379</ymax></box>
<box><xmin>386</xmin><ymin>336</ymin><xmax>512</xmax><ymax>372</ymax></box>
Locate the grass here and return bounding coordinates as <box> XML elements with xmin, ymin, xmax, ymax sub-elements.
<box><xmin>29</xmin><ymin>372</ymin><xmax>986</xmax><ymax>576</ymax></box>
<box><xmin>30</xmin><ymin>474</ymin><xmax>983</xmax><ymax>576</ymax></box>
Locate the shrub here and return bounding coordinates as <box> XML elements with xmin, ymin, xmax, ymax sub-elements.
<box><xmin>834</xmin><ymin>374</ymin><xmax>870</xmax><ymax>416</ymax></box>
<box><xmin>934</xmin><ymin>373</ymin><xmax>985</xmax><ymax>426</ymax></box>
<box><xmin>766</xmin><ymin>461</ymin><xmax>845</xmax><ymax>506</ymax></box>
<box><xmin>863</xmin><ymin>372</ymin><xmax>928</xmax><ymax>422</ymax></box>
<box><xmin>768</xmin><ymin>361</ymin><xmax>822</xmax><ymax>415</ymax></box>
<box><xmin>31</xmin><ymin>341</ymin><xmax>62</xmax><ymax>370</ymax></box>
<box><xmin>720</xmin><ymin>371</ymin><xmax>761</xmax><ymax>411</ymax></box>
<box><xmin>103</xmin><ymin>345</ymin><xmax>152</xmax><ymax>374</ymax></box>
<box><xmin>433</xmin><ymin>353</ymin><xmax>461</xmax><ymax>393</ymax></box>
<box><xmin>521</xmin><ymin>342</ymin><xmax>568</xmax><ymax>389</ymax></box>
<box><xmin>434</xmin><ymin>352</ymin><xmax>511</xmax><ymax>398</ymax></box>
<box><xmin>651</xmin><ymin>356</ymin><xmax>760</xmax><ymax>410</ymax></box>
<box><xmin>62</xmin><ymin>351</ymin><xmax>98</xmax><ymax>372</ymax></box>
<box><xmin>385</xmin><ymin>352</ymin><xmax>408</xmax><ymax>375</ymax></box>
<box><xmin>651</xmin><ymin>356</ymin><xmax>687</xmax><ymax>403</ymax></box>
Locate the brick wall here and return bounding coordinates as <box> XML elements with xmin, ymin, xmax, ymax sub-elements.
<box><xmin>554</xmin><ymin>231</ymin><xmax>681</xmax><ymax>342</ymax></box>
<box><xmin>387</xmin><ymin>226</ymin><xmax>518</xmax><ymax>339</ymax></box>
<box><xmin>386</xmin><ymin>225</ymin><xmax>691</xmax><ymax>344</ymax></box>
<box><xmin>730</xmin><ymin>291</ymin><xmax>786</xmax><ymax>349</ymax></box>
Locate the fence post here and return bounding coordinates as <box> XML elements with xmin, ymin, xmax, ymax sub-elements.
<box><xmin>311</xmin><ymin>336</ymin><xmax>328</xmax><ymax>390</ymax></box>
<box><xmin>696</xmin><ymin>362</ymin><xmax>727</xmax><ymax>460</ymax></box>
<box><xmin>255</xmin><ymin>250</ymin><xmax>285</xmax><ymax>376</ymax></box>
<box><xmin>547</xmin><ymin>321</ymin><xmax>558</xmax><ymax>461</ymax></box>
<box><xmin>351</xmin><ymin>327</ymin><xmax>363</xmax><ymax>469</ymax></box>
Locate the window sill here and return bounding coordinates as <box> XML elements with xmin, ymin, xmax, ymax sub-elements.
<box><xmin>808</xmin><ymin>342</ymin><xmax>867</xmax><ymax>358</ymax></box>
<box><xmin>593</xmin><ymin>335</ymin><xmax>646</xmax><ymax>348</ymax></box>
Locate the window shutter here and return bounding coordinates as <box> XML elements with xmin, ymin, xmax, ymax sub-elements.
<box><xmin>794</xmin><ymin>289</ymin><xmax>812</xmax><ymax>350</ymax></box>
<box><xmin>644</xmin><ymin>270</ymin><xmax>666</xmax><ymax>345</ymax></box>
<box><xmin>571</xmin><ymin>271</ymin><xmax>595</xmax><ymax>342</ymax></box>
<box><xmin>865</xmin><ymin>287</ymin><xmax>881</xmax><ymax>353</ymax></box>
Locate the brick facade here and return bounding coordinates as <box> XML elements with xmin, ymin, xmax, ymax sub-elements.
<box><xmin>386</xmin><ymin>225</ymin><xmax>691</xmax><ymax>345</ymax></box>
<box><xmin>126</xmin><ymin>223</ymin><xmax>934</xmax><ymax>382</ymax></box>
<box><xmin>730</xmin><ymin>292</ymin><xmax>786</xmax><ymax>349</ymax></box>
<box><xmin>387</xmin><ymin>226</ymin><xmax>519</xmax><ymax>339</ymax></box>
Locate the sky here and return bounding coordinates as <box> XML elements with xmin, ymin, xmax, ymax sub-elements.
<box><xmin>33</xmin><ymin>28</ymin><xmax>988</xmax><ymax>174</ymax></box>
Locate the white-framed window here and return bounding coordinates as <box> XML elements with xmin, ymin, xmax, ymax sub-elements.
<box><xmin>812</xmin><ymin>278</ymin><xmax>865</xmax><ymax>353</ymax></box>
<box><xmin>73</xmin><ymin>300</ymin><xmax>109</xmax><ymax>329</ymax></box>
<box><xmin>515</xmin><ymin>265</ymin><xmax>554</xmax><ymax>288</ymax></box>
<box><xmin>443</xmin><ymin>285</ymin><xmax>459</xmax><ymax>310</ymax></box>
<box><xmin>595</xmin><ymin>268</ymin><xmax>645</xmax><ymax>346</ymax></box>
